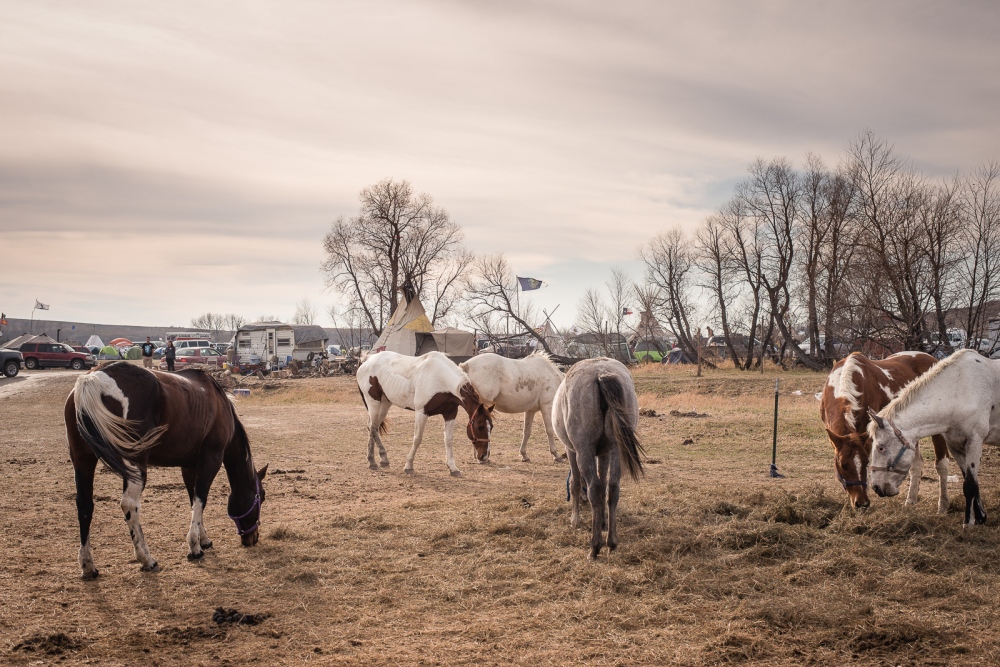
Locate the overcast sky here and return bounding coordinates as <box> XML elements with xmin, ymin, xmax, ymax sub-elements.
<box><xmin>2</xmin><ymin>1</ymin><xmax>999</xmax><ymax>330</ymax></box>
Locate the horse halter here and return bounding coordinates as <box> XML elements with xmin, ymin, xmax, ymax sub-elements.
<box><xmin>228</xmin><ymin>476</ymin><xmax>262</xmax><ymax>536</ymax></box>
<box><xmin>837</xmin><ymin>470</ymin><xmax>867</xmax><ymax>490</ymax></box>
<box><xmin>466</xmin><ymin>404</ymin><xmax>492</xmax><ymax>447</ymax></box>
<box><xmin>870</xmin><ymin>426</ymin><xmax>913</xmax><ymax>475</ymax></box>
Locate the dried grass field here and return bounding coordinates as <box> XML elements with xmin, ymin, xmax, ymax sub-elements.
<box><xmin>3</xmin><ymin>363</ymin><xmax>1000</xmax><ymax>666</ymax></box>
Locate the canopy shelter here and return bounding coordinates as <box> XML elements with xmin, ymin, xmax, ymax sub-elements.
<box><xmin>372</xmin><ymin>290</ymin><xmax>475</xmax><ymax>359</ymax></box>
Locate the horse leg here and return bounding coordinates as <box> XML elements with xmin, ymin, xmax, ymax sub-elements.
<box><xmin>404</xmin><ymin>411</ymin><xmax>429</xmax><ymax>474</ymax></box>
<box><xmin>366</xmin><ymin>403</ymin><xmax>383</xmax><ymax>470</ymax></box>
<box><xmin>579</xmin><ymin>454</ymin><xmax>604</xmax><ymax>560</ymax></box>
<box><xmin>961</xmin><ymin>437</ymin><xmax>986</xmax><ymax>527</ymax></box>
<box><xmin>120</xmin><ymin>468</ymin><xmax>160</xmax><ymax>572</ymax></box>
<box><xmin>597</xmin><ymin>453</ymin><xmax>611</xmax><ymax>532</ymax></box>
<box><xmin>184</xmin><ymin>460</ymin><xmax>222</xmax><ymax>560</ymax></box>
<box><xmin>181</xmin><ymin>467</ymin><xmax>211</xmax><ymax>552</ymax></box>
<box><xmin>539</xmin><ymin>404</ymin><xmax>565</xmax><ymax>463</ymax></box>
<box><xmin>374</xmin><ymin>400</ymin><xmax>391</xmax><ymax>467</ymax></box>
<box><xmin>73</xmin><ymin>450</ymin><xmax>100</xmax><ymax>580</ymax></box>
<box><xmin>519</xmin><ymin>411</ymin><xmax>535</xmax><ymax>462</ymax></box>
<box><xmin>566</xmin><ymin>449</ymin><xmax>582</xmax><ymax>528</ymax></box>
<box><xmin>606</xmin><ymin>456</ymin><xmax>622</xmax><ymax>552</ymax></box>
<box><xmin>443</xmin><ymin>418</ymin><xmax>461</xmax><ymax>477</ymax></box>
<box><xmin>904</xmin><ymin>440</ymin><xmax>924</xmax><ymax>506</ymax></box>
<box><xmin>932</xmin><ymin>434</ymin><xmax>950</xmax><ymax>514</ymax></box>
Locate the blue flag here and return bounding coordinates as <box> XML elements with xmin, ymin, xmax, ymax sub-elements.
<box><xmin>517</xmin><ymin>276</ymin><xmax>544</xmax><ymax>291</ymax></box>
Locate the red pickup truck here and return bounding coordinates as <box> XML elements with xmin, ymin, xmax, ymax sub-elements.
<box><xmin>19</xmin><ymin>342</ymin><xmax>95</xmax><ymax>370</ymax></box>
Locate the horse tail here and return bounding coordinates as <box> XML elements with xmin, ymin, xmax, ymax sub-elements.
<box><xmin>73</xmin><ymin>369</ymin><xmax>167</xmax><ymax>483</ymax></box>
<box><xmin>357</xmin><ymin>384</ymin><xmax>389</xmax><ymax>435</ymax></box>
<box><xmin>597</xmin><ymin>373</ymin><xmax>645</xmax><ymax>482</ymax></box>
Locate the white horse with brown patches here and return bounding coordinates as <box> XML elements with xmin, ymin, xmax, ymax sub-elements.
<box><xmin>821</xmin><ymin>351</ymin><xmax>949</xmax><ymax>511</ymax></box>
<box><xmin>357</xmin><ymin>351</ymin><xmax>494</xmax><ymax>476</ymax></box>
<box><xmin>459</xmin><ymin>352</ymin><xmax>565</xmax><ymax>463</ymax></box>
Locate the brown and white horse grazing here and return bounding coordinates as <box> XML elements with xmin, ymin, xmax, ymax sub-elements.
<box><xmin>357</xmin><ymin>351</ymin><xmax>493</xmax><ymax>476</ymax></box>
<box><xmin>459</xmin><ymin>352</ymin><xmax>565</xmax><ymax>463</ymax></box>
<box><xmin>553</xmin><ymin>357</ymin><xmax>645</xmax><ymax>560</ymax></box>
<box><xmin>66</xmin><ymin>362</ymin><xmax>267</xmax><ymax>579</ymax></box>
<box><xmin>821</xmin><ymin>351</ymin><xmax>949</xmax><ymax>511</ymax></box>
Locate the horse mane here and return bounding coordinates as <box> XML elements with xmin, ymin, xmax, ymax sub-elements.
<box><xmin>836</xmin><ymin>354</ymin><xmax>864</xmax><ymax>406</ymax></box>
<box><xmin>881</xmin><ymin>349</ymin><xmax>974</xmax><ymax>420</ymax></box>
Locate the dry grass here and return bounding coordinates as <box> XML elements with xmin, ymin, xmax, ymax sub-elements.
<box><xmin>1</xmin><ymin>365</ymin><xmax>999</xmax><ymax>665</ymax></box>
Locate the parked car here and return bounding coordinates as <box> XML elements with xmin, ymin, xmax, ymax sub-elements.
<box><xmin>326</xmin><ymin>344</ymin><xmax>343</xmax><ymax>357</ymax></box>
<box><xmin>1</xmin><ymin>347</ymin><xmax>23</xmax><ymax>377</ymax></box>
<box><xmin>158</xmin><ymin>347</ymin><xmax>226</xmax><ymax>370</ymax></box>
<box><xmin>175</xmin><ymin>339</ymin><xmax>213</xmax><ymax>351</ymax></box>
<box><xmin>18</xmin><ymin>342</ymin><xmax>95</xmax><ymax>370</ymax></box>
<box><xmin>212</xmin><ymin>342</ymin><xmax>232</xmax><ymax>354</ymax></box>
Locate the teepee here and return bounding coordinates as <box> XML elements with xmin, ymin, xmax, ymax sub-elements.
<box><xmin>372</xmin><ymin>285</ymin><xmax>475</xmax><ymax>358</ymax></box>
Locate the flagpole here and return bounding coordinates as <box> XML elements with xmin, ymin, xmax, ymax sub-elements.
<box><xmin>30</xmin><ymin>300</ymin><xmax>35</xmax><ymax>334</ymax></box>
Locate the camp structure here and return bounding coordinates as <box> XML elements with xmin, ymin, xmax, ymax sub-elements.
<box><xmin>85</xmin><ymin>334</ymin><xmax>105</xmax><ymax>352</ymax></box>
<box><xmin>371</xmin><ymin>291</ymin><xmax>475</xmax><ymax>360</ymax></box>
<box><xmin>531</xmin><ymin>320</ymin><xmax>567</xmax><ymax>356</ymax></box>
<box><xmin>234</xmin><ymin>321</ymin><xmax>294</xmax><ymax>365</ymax></box>
<box><xmin>234</xmin><ymin>321</ymin><xmax>330</xmax><ymax>366</ymax></box>
<box><xmin>2</xmin><ymin>333</ymin><xmax>36</xmax><ymax>350</ymax></box>
<box><xmin>290</xmin><ymin>325</ymin><xmax>329</xmax><ymax>361</ymax></box>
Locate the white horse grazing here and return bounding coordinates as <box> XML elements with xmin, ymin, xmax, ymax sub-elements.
<box><xmin>869</xmin><ymin>350</ymin><xmax>1000</xmax><ymax>527</ymax></box>
<box><xmin>459</xmin><ymin>352</ymin><xmax>565</xmax><ymax>463</ymax></box>
<box><xmin>357</xmin><ymin>351</ymin><xmax>494</xmax><ymax>477</ymax></box>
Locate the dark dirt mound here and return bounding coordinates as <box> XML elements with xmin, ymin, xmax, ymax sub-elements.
<box><xmin>155</xmin><ymin>626</ymin><xmax>227</xmax><ymax>642</ymax></box>
<box><xmin>12</xmin><ymin>632</ymin><xmax>82</xmax><ymax>655</ymax></box>
<box><xmin>213</xmin><ymin>607</ymin><xmax>269</xmax><ymax>626</ymax></box>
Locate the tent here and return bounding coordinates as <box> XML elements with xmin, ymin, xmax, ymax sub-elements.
<box><xmin>85</xmin><ymin>334</ymin><xmax>105</xmax><ymax>349</ymax></box>
<box><xmin>124</xmin><ymin>346</ymin><xmax>142</xmax><ymax>360</ymax></box>
<box><xmin>665</xmin><ymin>348</ymin><xmax>695</xmax><ymax>365</ymax></box>
<box><xmin>109</xmin><ymin>338</ymin><xmax>133</xmax><ymax>348</ymax></box>
<box><xmin>415</xmin><ymin>327</ymin><xmax>476</xmax><ymax>358</ymax></box>
<box><xmin>99</xmin><ymin>345</ymin><xmax>122</xmax><ymax>359</ymax></box>
<box><xmin>532</xmin><ymin>320</ymin><xmax>567</xmax><ymax>356</ymax></box>
<box><xmin>372</xmin><ymin>291</ymin><xmax>475</xmax><ymax>359</ymax></box>
<box><xmin>2</xmin><ymin>333</ymin><xmax>35</xmax><ymax>350</ymax></box>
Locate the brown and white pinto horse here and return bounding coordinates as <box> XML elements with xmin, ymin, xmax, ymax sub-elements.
<box><xmin>357</xmin><ymin>350</ymin><xmax>493</xmax><ymax>476</ymax></box>
<box><xmin>821</xmin><ymin>351</ymin><xmax>949</xmax><ymax>511</ymax></box>
<box><xmin>66</xmin><ymin>362</ymin><xmax>267</xmax><ymax>579</ymax></box>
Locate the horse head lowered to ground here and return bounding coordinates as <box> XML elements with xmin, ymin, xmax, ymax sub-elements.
<box><xmin>357</xmin><ymin>351</ymin><xmax>493</xmax><ymax>476</ymax></box>
<box><xmin>66</xmin><ymin>362</ymin><xmax>267</xmax><ymax>579</ymax></box>
<box><xmin>820</xmin><ymin>351</ymin><xmax>949</xmax><ymax>511</ymax></box>
<box><xmin>869</xmin><ymin>350</ymin><xmax>1000</xmax><ymax>527</ymax></box>
<box><xmin>459</xmin><ymin>352</ymin><xmax>565</xmax><ymax>463</ymax></box>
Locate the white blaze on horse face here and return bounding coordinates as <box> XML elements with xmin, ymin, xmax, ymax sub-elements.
<box><xmin>854</xmin><ymin>454</ymin><xmax>863</xmax><ymax>481</ymax></box>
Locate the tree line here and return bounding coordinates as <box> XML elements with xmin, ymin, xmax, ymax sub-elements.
<box><xmin>314</xmin><ymin>132</ymin><xmax>1000</xmax><ymax>368</ymax></box>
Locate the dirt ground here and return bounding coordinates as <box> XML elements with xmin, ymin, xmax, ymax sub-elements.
<box><xmin>2</xmin><ymin>362</ymin><xmax>1000</xmax><ymax>666</ymax></box>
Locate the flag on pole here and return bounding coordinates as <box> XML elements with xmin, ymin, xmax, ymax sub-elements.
<box><xmin>516</xmin><ymin>277</ymin><xmax>544</xmax><ymax>291</ymax></box>
<box><xmin>0</xmin><ymin>313</ymin><xmax>6</xmax><ymax>326</ymax></box>
<box><xmin>34</xmin><ymin>300</ymin><xmax>50</xmax><ymax>311</ymax></box>
<box><xmin>622</xmin><ymin>307</ymin><xmax>634</xmax><ymax>316</ymax></box>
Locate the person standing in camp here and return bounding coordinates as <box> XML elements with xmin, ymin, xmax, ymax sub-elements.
<box><xmin>165</xmin><ymin>340</ymin><xmax>176</xmax><ymax>372</ymax></box>
<box><xmin>141</xmin><ymin>336</ymin><xmax>155</xmax><ymax>369</ymax></box>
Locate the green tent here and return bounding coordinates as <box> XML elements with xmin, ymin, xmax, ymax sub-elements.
<box><xmin>125</xmin><ymin>346</ymin><xmax>142</xmax><ymax>360</ymax></box>
<box><xmin>98</xmin><ymin>345</ymin><xmax>120</xmax><ymax>359</ymax></box>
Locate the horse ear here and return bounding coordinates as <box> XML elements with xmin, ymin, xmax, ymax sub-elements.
<box><xmin>487</xmin><ymin>404</ymin><xmax>495</xmax><ymax>414</ymax></box>
<box><xmin>867</xmin><ymin>407</ymin><xmax>886</xmax><ymax>429</ymax></box>
<box><xmin>257</xmin><ymin>464</ymin><xmax>268</xmax><ymax>480</ymax></box>
<box><xmin>825</xmin><ymin>428</ymin><xmax>845</xmax><ymax>448</ymax></box>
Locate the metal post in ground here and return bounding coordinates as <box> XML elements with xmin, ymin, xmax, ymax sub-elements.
<box><xmin>770</xmin><ymin>377</ymin><xmax>784</xmax><ymax>478</ymax></box>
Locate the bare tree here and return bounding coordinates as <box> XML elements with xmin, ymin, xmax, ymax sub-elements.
<box><xmin>920</xmin><ymin>181</ymin><xmax>961</xmax><ymax>352</ymax></box>
<box><xmin>695</xmin><ymin>213</ymin><xmax>743</xmax><ymax>366</ymax></box>
<box><xmin>465</xmin><ymin>253</ymin><xmax>553</xmax><ymax>354</ymax></box>
<box><xmin>640</xmin><ymin>229</ymin><xmax>699</xmax><ymax>361</ymax></box>
<box><xmin>190</xmin><ymin>312</ymin><xmax>226</xmax><ymax>333</ymax></box>
<box><xmin>426</xmin><ymin>249</ymin><xmax>474</xmax><ymax>326</ymax></box>
<box><xmin>718</xmin><ymin>197</ymin><xmax>768</xmax><ymax>369</ymax></box>
<box><xmin>576</xmin><ymin>288</ymin><xmax>613</xmax><ymax>355</ymax></box>
<box><xmin>846</xmin><ymin>131</ymin><xmax>932</xmax><ymax>352</ymax></box>
<box><xmin>957</xmin><ymin>162</ymin><xmax>1000</xmax><ymax>352</ymax></box>
<box><xmin>818</xmin><ymin>169</ymin><xmax>859</xmax><ymax>361</ymax></box>
<box><xmin>322</xmin><ymin>178</ymin><xmax>466</xmax><ymax>336</ymax></box>
<box><xmin>796</xmin><ymin>154</ymin><xmax>832</xmax><ymax>365</ymax></box>
<box><xmin>222</xmin><ymin>313</ymin><xmax>247</xmax><ymax>332</ymax></box>
<box><xmin>292</xmin><ymin>298</ymin><xmax>318</xmax><ymax>325</ymax></box>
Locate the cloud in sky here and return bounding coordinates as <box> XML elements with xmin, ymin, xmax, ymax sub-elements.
<box><xmin>2</xmin><ymin>1</ymin><xmax>999</xmax><ymax>328</ymax></box>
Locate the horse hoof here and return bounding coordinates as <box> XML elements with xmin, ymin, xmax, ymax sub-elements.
<box><xmin>587</xmin><ymin>550</ymin><xmax>600</xmax><ymax>561</ymax></box>
<box><xmin>380</xmin><ymin>461</ymin><xmax>390</xmax><ymax>468</ymax></box>
<box><xmin>141</xmin><ymin>562</ymin><xmax>162</xmax><ymax>573</ymax></box>
<box><xmin>368</xmin><ymin>464</ymin><xmax>379</xmax><ymax>471</ymax></box>
<box><xmin>81</xmin><ymin>569</ymin><xmax>99</xmax><ymax>581</ymax></box>
<box><xmin>521</xmin><ymin>456</ymin><xmax>531</xmax><ymax>463</ymax></box>
<box><xmin>404</xmin><ymin>468</ymin><xmax>415</xmax><ymax>474</ymax></box>
<box><xmin>187</xmin><ymin>551</ymin><xmax>205</xmax><ymax>561</ymax></box>
<box><xmin>201</xmin><ymin>541</ymin><xmax>213</xmax><ymax>550</ymax></box>
<box><xmin>450</xmin><ymin>470</ymin><xmax>462</xmax><ymax>477</ymax></box>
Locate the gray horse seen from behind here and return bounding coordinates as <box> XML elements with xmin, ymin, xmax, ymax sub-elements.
<box><xmin>552</xmin><ymin>357</ymin><xmax>645</xmax><ymax>559</ymax></box>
